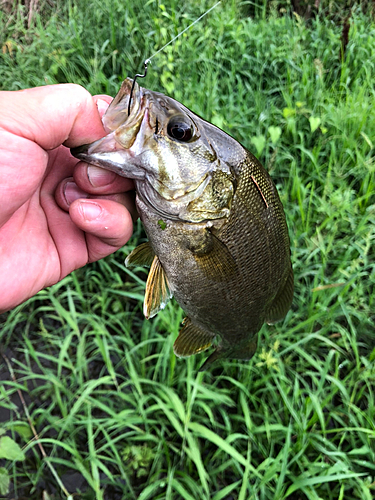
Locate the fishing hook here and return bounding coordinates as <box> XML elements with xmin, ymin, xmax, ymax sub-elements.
<box><xmin>128</xmin><ymin>59</ymin><xmax>150</xmax><ymax>116</ymax></box>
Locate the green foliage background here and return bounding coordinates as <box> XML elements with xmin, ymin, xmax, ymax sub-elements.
<box><xmin>0</xmin><ymin>1</ymin><xmax>374</xmax><ymax>499</ymax></box>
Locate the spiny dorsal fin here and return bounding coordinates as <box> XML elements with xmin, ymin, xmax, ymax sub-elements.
<box><xmin>266</xmin><ymin>266</ymin><xmax>294</xmax><ymax>325</ymax></box>
<box><xmin>144</xmin><ymin>255</ymin><xmax>172</xmax><ymax>319</ymax></box>
<box><xmin>192</xmin><ymin>232</ymin><xmax>237</xmax><ymax>282</ymax></box>
<box><xmin>174</xmin><ymin>318</ymin><xmax>214</xmax><ymax>358</ymax></box>
<box><xmin>125</xmin><ymin>242</ymin><xmax>155</xmax><ymax>268</ymax></box>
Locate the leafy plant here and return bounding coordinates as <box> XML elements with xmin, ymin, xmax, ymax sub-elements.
<box><xmin>0</xmin><ymin>428</ymin><xmax>26</xmax><ymax>496</ymax></box>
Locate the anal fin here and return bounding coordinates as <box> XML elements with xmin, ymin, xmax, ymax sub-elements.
<box><xmin>144</xmin><ymin>255</ymin><xmax>172</xmax><ymax>319</ymax></box>
<box><xmin>125</xmin><ymin>242</ymin><xmax>155</xmax><ymax>268</ymax></box>
<box><xmin>174</xmin><ymin>318</ymin><xmax>214</xmax><ymax>358</ymax></box>
<box><xmin>266</xmin><ymin>266</ymin><xmax>294</xmax><ymax>325</ymax></box>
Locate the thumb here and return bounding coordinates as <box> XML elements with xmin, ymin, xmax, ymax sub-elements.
<box><xmin>1</xmin><ymin>84</ymin><xmax>107</xmax><ymax>150</ymax></box>
<box><xmin>0</xmin><ymin>85</ymin><xmax>109</xmax><ymax>228</ymax></box>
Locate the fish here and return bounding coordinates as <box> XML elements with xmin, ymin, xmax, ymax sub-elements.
<box><xmin>71</xmin><ymin>78</ymin><xmax>293</xmax><ymax>369</ymax></box>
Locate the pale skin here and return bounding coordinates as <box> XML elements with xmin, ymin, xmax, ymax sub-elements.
<box><xmin>0</xmin><ymin>84</ymin><xmax>136</xmax><ymax>313</ymax></box>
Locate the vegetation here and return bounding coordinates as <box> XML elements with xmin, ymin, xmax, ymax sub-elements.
<box><xmin>0</xmin><ymin>1</ymin><xmax>374</xmax><ymax>499</ymax></box>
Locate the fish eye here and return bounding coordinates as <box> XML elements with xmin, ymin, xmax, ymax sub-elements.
<box><xmin>167</xmin><ymin>116</ymin><xmax>194</xmax><ymax>142</ymax></box>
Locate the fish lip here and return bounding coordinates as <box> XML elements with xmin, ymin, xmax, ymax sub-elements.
<box><xmin>70</xmin><ymin>133</ymin><xmax>145</xmax><ymax>180</ymax></box>
<box><xmin>70</xmin><ymin>149</ymin><xmax>136</xmax><ymax>178</ymax></box>
<box><xmin>70</xmin><ymin>131</ymin><xmax>128</xmax><ymax>163</ymax></box>
<box><xmin>70</xmin><ymin>79</ymin><xmax>149</xmax><ymax>177</ymax></box>
<box><xmin>102</xmin><ymin>78</ymin><xmax>141</xmax><ymax>133</ymax></box>
<box><xmin>70</xmin><ymin>77</ymin><xmax>145</xmax><ymax>159</ymax></box>
<box><xmin>70</xmin><ymin>143</ymin><xmax>92</xmax><ymax>159</ymax></box>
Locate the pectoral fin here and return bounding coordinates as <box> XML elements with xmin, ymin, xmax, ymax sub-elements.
<box><xmin>144</xmin><ymin>255</ymin><xmax>172</xmax><ymax>319</ymax></box>
<box><xmin>266</xmin><ymin>266</ymin><xmax>294</xmax><ymax>324</ymax></box>
<box><xmin>187</xmin><ymin>230</ymin><xmax>237</xmax><ymax>282</ymax></box>
<box><xmin>125</xmin><ymin>242</ymin><xmax>155</xmax><ymax>268</ymax></box>
<box><xmin>174</xmin><ymin>318</ymin><xmax>214</xmax><ymax>358</ymax></box>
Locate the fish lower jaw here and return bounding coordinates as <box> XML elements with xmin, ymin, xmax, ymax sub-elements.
<box><xmin>79</xmin><ymin>152</ymin><xmax>146</xmax><ymax>180</ymax></box>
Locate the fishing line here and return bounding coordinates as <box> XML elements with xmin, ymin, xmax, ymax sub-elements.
<box><xmin>147</xmin><ymin>1</ymin><xmax>221</xmax><ymax>63</ymax></box>
<box><xmin>128</xmin><ymin>1</ymin><xmax>221</xmax><ymax>115</ymax></box>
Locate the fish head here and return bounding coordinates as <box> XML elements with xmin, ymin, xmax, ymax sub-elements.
<box><xmin>71</xmin><ymin>79</ymin><xmax>247</xmax><ymax>222</ymax></box>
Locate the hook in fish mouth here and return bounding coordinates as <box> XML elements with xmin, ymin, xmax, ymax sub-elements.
<box><xmin>127</xmin><ymin>59</ymin><xmax>150</xmax><ymax>116</ymax></box>
<box><xmin>101</xmin><ymin>78</ymin><xmax>143</xmax><ymax>133</ymax></box>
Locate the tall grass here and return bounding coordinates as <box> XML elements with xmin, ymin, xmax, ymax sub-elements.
<box><xmin>0</xmin><ymin>1</ymin><xmax>374</xmax><ymax>499</ymax></box>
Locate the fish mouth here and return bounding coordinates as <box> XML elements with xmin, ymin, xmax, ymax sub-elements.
<box><xmin>70</xmin><ymin>80</ymin><xmax>219</xmax><ymax>221</ymax></box>
<box><xmin>70</xmin><ymin>78</ymin><xmax>147</xmax><ymax>179</ymax></box>
<box><xmin>101</xmin><ymin>78</ymin><xmax>141</xmax><ymax>133</ymax></box>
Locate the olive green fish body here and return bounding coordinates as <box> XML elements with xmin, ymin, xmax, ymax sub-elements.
<box><xmin>138</xmin><ymin>153</ymin><xmax>292</xmax><ymax>364</ymax></box>
<box><xmin>71</xmin><ymin>79</ymin><xmax>293</xmax><ymax>368</ymax></box>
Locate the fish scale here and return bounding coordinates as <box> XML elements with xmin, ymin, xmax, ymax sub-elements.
<box><xmin>71</xmin><ymin>79</ymin><xmax>293</xmax><ymax>369</ymax></box>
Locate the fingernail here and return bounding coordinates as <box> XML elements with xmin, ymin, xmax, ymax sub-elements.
<box><xmin>96</xmin><ymin>98</ymin><xmax>109</xmax><ymax>116</ymax></box>
<box><xmin>87</xmin><ymin>165</ymin><xmax>116</xmax><ymax>187</ymax></box>
<box><xmin>64</xmin><ymin>181</ymin><xmax>88</xmax><ymax>205</ymax></box>
<box><xmin>79</xmin><ymin>201</ymin><xmax>103</xmax><ymax>221</ymax></box>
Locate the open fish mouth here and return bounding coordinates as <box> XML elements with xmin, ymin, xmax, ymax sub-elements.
<box><xmin>70</xmin><ymin>79</ymin><xmax>148</xmax><ymax>179</ymax></box>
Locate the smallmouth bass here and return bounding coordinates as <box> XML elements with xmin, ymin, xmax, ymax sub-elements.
<box><xmin>72</xmin><ymin>79</ymin><xmax>293</xmax><ymax>369</ymax></box>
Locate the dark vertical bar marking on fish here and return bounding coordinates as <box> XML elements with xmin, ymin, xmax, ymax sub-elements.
<box><xmin>250</xmin><ymin>175</ymin><xmax>269</xmax><ymax>208</ymax></box>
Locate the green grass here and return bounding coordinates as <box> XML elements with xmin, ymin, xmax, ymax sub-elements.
<box><xmin>1</xmin><ymin>1</ymin><xmax>375</xmax><ymax>499</ymax></box>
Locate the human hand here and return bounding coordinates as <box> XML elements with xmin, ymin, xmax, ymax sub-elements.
<box><xmin>0</xmin><ymin>84</ymin><xmax>136</xmax><ymax>313</ymax></box>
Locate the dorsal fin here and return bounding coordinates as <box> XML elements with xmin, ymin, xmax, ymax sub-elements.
<box><xmin>173</xmin><ymin>318</ymin><xmax>214</xmax><ymax>358</ymax></box>
<box><xmin>266</xmin><ymin>266</ymin><xmax>294</xmax><ymax>324</ymax></box>
<box><xmin>125</xmin><ymin>242</ymin><xmax>155</xmax><ymax>268</ymax></box>
<box><xmin>144</xmin><ymin>255</ymin><xmax>172</xmax><ymax>319</ymax></box>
